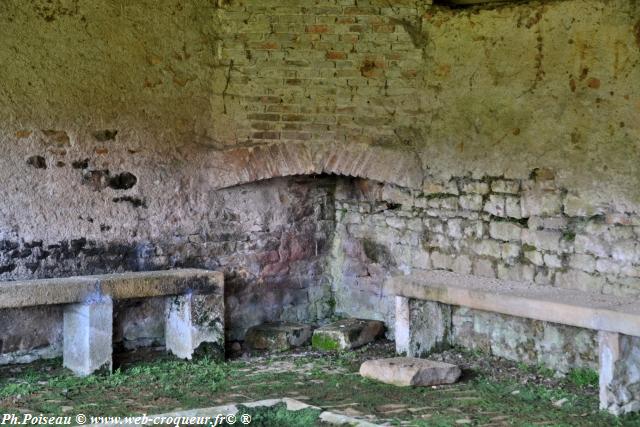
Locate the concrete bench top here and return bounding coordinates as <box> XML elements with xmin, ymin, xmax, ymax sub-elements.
<box><xmin>386</xmin><ymin>270</ymin><xmax>640</xmax><ymax>337</ymax></box>
<box><xmin>0</xmin><ymin>269</ymin><xmax>223</xmax><ymax>309</ymax></box>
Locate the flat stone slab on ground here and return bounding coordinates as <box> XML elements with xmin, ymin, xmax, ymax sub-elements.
<box><xmin>245</xmin><ymin>322</ymin><xmax>313</xmax><ymax>351</ymax></box>
<box><xmin>312</xmin><ymin>318</ymin><xmax>384</xmax><ymax>351</ymax></box>
<box><xmin>359</xmin><ymin>357</ymin><xmax>461</xmax><ymax>386</ymax></box>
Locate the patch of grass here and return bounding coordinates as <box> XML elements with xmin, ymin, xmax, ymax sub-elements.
<box><xmin>3</xmin><ymin>346</ymin><xmax>640</xmax><ymax>426</ymax></box>
<box><xmin>0</xmin><ymin>381</ymin><xmax>36</xmax><ymax>398</ymax></box>
<box><xmin>311</xmin><ymin>334</ymin><xmax>339</xmax><ymax>351</ymax></box>
<box><xmin>514</xmin><ymin>361</ymin><xmax>556</xmax><ymax>379</ymax></box>
<box><xmin>567</xmin><ymin>368</ymin><xmax>599</xmax><ymax>388</ymax></box>
<box><xmin>227</xmin><ymin>403</ymin><xmax>323</xmax><ymax>427</ymax></box>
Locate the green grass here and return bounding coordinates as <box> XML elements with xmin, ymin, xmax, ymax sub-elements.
<box><xmin>1</xmin><ymin>349</ymin><xmax>640</xmax><ymax>426</ymax></box>
<box><xmin>311</xmin><ymin>334</ymin><xmax>340</xmax><ymax>351</ymax></box>
<box><xmin>515</xmin><ymin>361</ymin><xmax>556</xmax><ymax>379</ymax></box>
<box><xmin>568</xmin><ymin>368</ymin><xmax>599</xmax><ymax>388</ymax></box>
<box><xmin>226</xmin><ymin>403</ymin><xmax>324</xmax><ymax>427</ymax></box>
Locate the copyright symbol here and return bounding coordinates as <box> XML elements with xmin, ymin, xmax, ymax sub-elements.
<box><xmin>227</xmin><ymin>414</ymin><xmax>236</xmax><ymax>424</ymax></box>
<box><xmin>76</xmin><ymin>414</ymin><xmax>86</xmax><ymax>424</ymax></box>
<box><xmin>241</xmin><ymin>414</ymin><xmax>251</xmax><ymax>424</ymax></box>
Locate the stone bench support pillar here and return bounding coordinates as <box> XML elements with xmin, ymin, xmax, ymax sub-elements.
<box><xmin>599</xmin><ymin>331</ymin><xmax>640</xmax><ymax>415</ymax></box>
<box><xmin>63</xmin><ymin>296</ymin><xmax>113</xmax><ymax>376</ymax></box>
<box><xmin>395</xmin><ymin>296</ymin><xmax>451</xmax><ymax>357</ymax></box>
<box><xmin>165</xmin><ymin>292</ymin><xmax>224</xmax><ymax>360</ymax></box>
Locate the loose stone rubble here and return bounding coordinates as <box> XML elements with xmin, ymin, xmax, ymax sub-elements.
<box><xmin>359</xmin><ymin>357</ymin><xmax>461</xmax><ymax>387</ymax></box>
<box><xmin>244</xmin><ymin>322</ymin><xmax>313</xmax><ymax>351</ymax></box>
<box><xmin>312</xmin><ymin>318</ymin><xmax>384</xmax><ymax>351</ymax></box>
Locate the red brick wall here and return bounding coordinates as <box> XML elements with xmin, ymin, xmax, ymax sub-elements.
<box><xmin>214</xmin><ymin>0</ymin><xmax>431</xmax><ymax>148</ymax></box>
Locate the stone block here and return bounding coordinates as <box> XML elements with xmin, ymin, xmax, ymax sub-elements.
<box><xmin>410</xmin><ymin>250</ymin><xmax>430</xmax><ymax>270</ymax></box>
<box><xmin>596</xmin><ymin>258</ymin><xmax>621</xmax><ymax>275</ymax></box>
<box><xmin>564</xmin><ymin>194</ymin><xmax>607</xmax><ymax>217</ymax></box>
<box><xmin>555</xmin><ymin>270</ymin><xmax>605</xmax><ymax>293</ymax></box>
<box><xmin>423</xmin><ymin>179</ymin><xmax>459</xmax><ymax>196</ymax></box>
<box><xmin>431</xmin><ymin>251</ymin><xmax>453</xmax><ymax>270</ymax></box>
<box><xmin>446</xmin><ymin>218</ymin><xmax>463</xmax><ymax>239</ymax></box>
<box><xmin>165</xmin><ymin>292</ymin><xmax>224</xmax><ymax>360</ymax></box>
<box><xmin>395</xmin><ymin>297</ymin><xmax>451</xmax><ymax>357</ymax></box>
<box><xmin>489</xmin><ymin>221</ymin><xmax>522</xmax><ymax>241</ymax></box>
<box><xmin>451</xmin><ymin>255</ymin><xmax>472</xmax><ymax>275</ymax></box>
<box><xmin>471</xmin><ymin>240</ymin><xmax>502</xmax><ymax>258</ymax></box>
<box><xmin>528</xmin><ymin>216</ymin><xmax>568</xmax><ymax>230</ymax></box>
<box><xmin>501</xmin><ymin>243</ymin><xmax>521</xmax><ymax>260</ymax></box>
<box><xmin>460</xmin><ymin>181</ymin><xmax>489</xmax><ymax>195</ymax></box>
<box><xmin>463</xmin><ymin>220</ymin><xmax>485</xmax><ymax>239</ymax></box>
<box><xmin>359</xmin><ymin>357</ymin><xmax>461</xmax><ymax>386</ymax></box>
<box><xmin>484</xmin><ymin>194</ymin><xmax>505</xmax><ymax>217</ymax></box>
<box><xmin>491</xmin><ymin>179</ymin><xmax>520</xmax><ymax>194</ymax></box>
<box><xmin>381</xmin><ymin>184</ymin><xmax>414</xmax><ymax>206</ymax></box>
<box><xmin>524</xmin><ymin>248</ymin><xmax>544</xmax><ymax>266</ymax></box>
<box><xmin>505</xmin><ymin>196</ymin><xmax>522</xmax><ymax>219</ymax></box>
<box><xmin>427</xmin><ymin>196</ymin><xmax>458</xmax><ymax>210</ymax></box>
<box><xmin>543</xmin><ymin>253</ymin><xmax>563</xmax><ymax>269</ymax></box>
<box><xmin>496</xmin><ymin>263</ymin><xmax>534</xmax><ymax>282</ymax></box>
<box><xmin>521</xmin><ymin>229</ymin><xmax>561</xmax><ymax>252</ymax></box>
<box><xmin>575</xmin><ymin>234</ymin><xmax>610</xmax><ymax>257</ymax></box>
<box><xmin>459</xmin><ymin>194</ymin><xmax>483</xmax><ymax>211</ymax></box>
<box><xmin>611</xmin><ymin>240</ymin><xmax>640</xmax><ymax>264</ymax></box>
<box><xmin>472</xmin><ymin>259</ymin><xmax>496</xmax><ymax>278</ymax></box>
<box><xmin>63</xmin><ymin>297</ymin><xmax>113</xmax><ymax>376</ymax></box>
<box><xmin>385</xmin><ymin>216</ymin><xmax>406</xmax><ymax>229</ymax></box>
<box><xmin>521</xmin><ymin>190</ymin><xmax>563</xmax><ymax>217</ymax></box>
<box><xmin>312</xmin><ymin>318</ymin><xmax>384</xmax><ymax>351</ymax></box>
<box><xmin>245</xmin><ymin>322</ymin><xmax>313</xmax><ymax>351</ymax></box>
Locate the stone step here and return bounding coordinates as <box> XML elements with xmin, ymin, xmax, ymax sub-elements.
<box><xmin>359</xmin><ymin>357</ymin><xmax>461</xmax><ymax>387</ymax></box>
<box><xmin>244</xmin><ymin>322</ymin><xmax>313</xmax><ymax>351</ymax></box>
<box><xmin>312</xmin><ymin>318</ymin><xmax>384</xmax><ymax>351</ymax></box>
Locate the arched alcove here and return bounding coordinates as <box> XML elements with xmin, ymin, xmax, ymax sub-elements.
<box><xmin>202</xmin><ymin>141</ymin><xmax>424</xmax><ymax>191</ymax></box>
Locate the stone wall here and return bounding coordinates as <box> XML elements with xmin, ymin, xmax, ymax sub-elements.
<box><xmin>0</xmin><ymin>176</ymin><xmax>337</xmax><ymax>361</ymax></box>
<box><xmin>452</xmin><ymin>307</ymin><xmax>598</xmax><ymax>373</ymax></box>
<box><xmin>210</xmin><ymin>0</ymin><xmax>640</xmax><ymax>208</ymax></box>
<box><xmin>329</xmin><ymin>172</ymin><xmax>639</xmax><ymax>369</ymax></box>
<box><xmin>0</xmin><ymin>0</ymin><xmax>639</xmax><ymax>365</ymax></box>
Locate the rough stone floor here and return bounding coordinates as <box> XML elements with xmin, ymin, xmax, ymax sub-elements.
<box><xmin>0</xmin><ymin>341</ymin><xmax>639</xmax><ymax>426</ymax></box>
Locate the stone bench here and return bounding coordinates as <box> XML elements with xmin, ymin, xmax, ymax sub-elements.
<box><xmin>0</xmin><ymin>269</ymin><xmax>224</xmax><ymax>376</ymax></box>
<box><xmin>386</xmin><ymin>270</ymin><xmax>640</xmax><ymax>415</ymax></box>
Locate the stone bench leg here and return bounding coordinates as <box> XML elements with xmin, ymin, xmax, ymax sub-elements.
<box><xmin>395</xmin><ymin>296</ymin><xmax>451</xmax><ymax>357</ymax></box>
<box><xmin>63</xmin><ymin>297</ymin><xmax>113</xmax><ymax>376</ymax></box>
<box><xmin>165</xmin><ymin>292</ymin><xmax>224</xmax><ymax>360</ymax></box>
<box><xmin>599</xmin><ymin>331</ymin><xmax>640</xmax><ymax>415</ymax></box>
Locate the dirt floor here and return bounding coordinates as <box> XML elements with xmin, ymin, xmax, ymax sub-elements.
<box><xmin>0</xmin><ymin>341</ymin><xmax>639</xmax><ymax>426</ymax></box>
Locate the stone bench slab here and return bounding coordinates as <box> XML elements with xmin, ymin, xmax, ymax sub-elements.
<box><xmin>0</xmin><ymin>269</ymin><xmax>223</xmax><ymax>308</ymax></box>
<box><xmin>386</xmin><ymin>270</ymin><xmax>640</xmax><ymax>415</ymax></box>
<box><xmin>0</xmin><ymin>269</ymin><xmax>225</xmax><ymax>376</ymax></box>
<box><xmin>386</xmin><ymin>270</ymin><xmax>640</xmax><ymax>337</ymax></box>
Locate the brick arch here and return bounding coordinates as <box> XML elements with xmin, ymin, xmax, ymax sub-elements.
<box><xmin>204</xmin><ymin>141</ymin><xmax>424</xmax><ymax>190</ymax></box>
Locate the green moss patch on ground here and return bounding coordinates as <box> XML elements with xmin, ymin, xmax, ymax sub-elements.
<box><xmin>311</xmin><ymin>334</ymin><xmax>341</xmax><ymax>351</ymax></box>
<box><xmin>0</xmin><ymin>342</ymin><xmax>639</xmax><ymax>426</ymax></box>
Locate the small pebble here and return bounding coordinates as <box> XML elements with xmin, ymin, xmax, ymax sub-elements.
<box><xmin>553</xmin><ymin>398</ymin><xmax>568</xmax><ymax>407</ymax></box>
